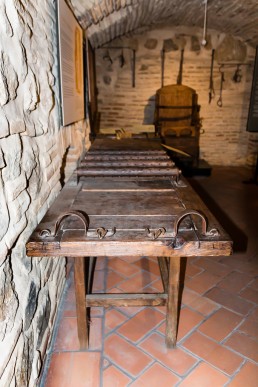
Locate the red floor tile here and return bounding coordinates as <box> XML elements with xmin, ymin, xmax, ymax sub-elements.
<box><xmin>250</xmin><ymin>277</ymin><xmax>258</xmax><ymax>291</ymax></box>
<box><xmin>103</xmin><ymin>365</ymin><xmax>132</xmax><ymax>386</ymax></box>
<box><xmin>239</xmin><ymin>287</ymin><xmax>258</xmax><ymax>304</ymax></box>
<box><xmin>89</xmin><ymin>318</ymin><xmax>103</xmax><ymax>350</ymax></box>
<box><xmin>185</xmin><ymin>262</ymin><xmax>203</xmax><ymax>278</ymax></box>
<box><xmin>54</xmin><ymin>317</ymin><xmax>80</xmax><ymax>352</ymax></box>
<box><xmin>219</xmin><ymin>256</ymin><xmax>258</xmax><ymax>276</ymax></box>
<box><xmin>106</xmin><ymin>270</ymin><xmax>126</xmax><ymax>290</ymax></box>
<box><xmin>104</xmin><ymin>334</ymin><xmax>153</xmax><ymax>377</ymax></box>
<box><xmin>105</xmin><ymin>309</ymin><xmax>128</xmax><ymax>333</ymax></box>
<box><xmin>117</xmin><ymin>271</ymin><xmax>159</xmax><ymax>292</ymax></box>
<box><xmin>95</xmin><ymin>257</ymin><xmax>106</xmax><ymax>270</ymax></box>
<box><xmin>225</xmin><ymin>332</ymin><xmax>258</xmax><ymax>362</ymax></box>
<box><xmin>182</xmin><ymin>288</ymin><xmax>219</xmax><ymax>316</ymax></box>
<box><xmin>198</xmin><ymin>308</ymin><xmax>243</xmax><ymax>342</ymax></box>
<box><xmin>182</xmin><ymin>331</ymin><xmax>243</xmax><ymax>375</ymax></box>
<box><xmin>69</xmin><ymin>352</ymin><xmax>101</xmax><ymax>386</ymax></box>
<box><xmin>45</xmin><ymin>353</ymin><xmax>72</xmax><ymax>387</ymax></box>
<box><xmin>139</xmin><ymin>332</ymin><xmax>198</xmax><ymax>376</ymax></box>
<box><xmin>158</xmin><ymin>307</ymin><xmax>203</xmax><ymax>341</ymax></box>
<box><xmin>186</xmin><ymin>271</ymin><xmax>222</xmax><ymax>294</ymax></box>
<box><xmin>119</xmin><ymin>255</ymin><xmax>144</xmax><ymax>263</ymax></box>
<box><xmin>133</xmin><ymin>257</ymin><xmax>161</xmax><ymax>276</ymax></box>
<box><xmin>117</xmin><ymin>306</ymin><xmax>144</xmax><ymax>317</ymax></box>
<box><xmin>108</xmin><ymin>257</ymin><xmax>141</xmax><ymax>277</ymax></box>
<box><xmin>117</xmin><ymin>308</ymin><xmax>164</xmax><ymax>342</ymax></box>
<box><xmin>92</xmin><ymin>270</ymin><xmax>105</xmax><ymax>292</ymax></box>
<box><xmin>130</xmin><ymin>362</ymin><xmax>180</xmax><ymax>386</ymax></box>
<box><xmin>205</xmin><ymin>287</ymin><xmax>254</xmax><ymax>315</ymax></box>
<box><xmin>194</xmin><ymin>257</ymin><xmax>232</xmax><ymax>277</ymax></box>
<box><xmin>179</xmin><ymin>362</ymin><xmax>229</xmax><ymax>387</ymax></box>
<box><xmin>228</xmin><ymin>361</ymin><xmax>258</xmax><ymax>387</ymax></box>
<box><xmin>217</xmin><ymin>271</ymin><xmax>253</xmax><ymax>293</ymax></box>
<box><xmin>237</xmin><ymin>313</ymin><xmax>258</xmax><ymax>340</ymax></box>
<box><xmin>45</xmin><ymin>352</ymin><xmax>101</xmax><ymax>387</ymax></box>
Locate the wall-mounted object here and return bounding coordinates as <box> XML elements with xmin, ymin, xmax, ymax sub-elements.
<box><xmin>57</xmin><ymin>0</ymin><xmax>85</xmax><ymax>126</ymax></box>
<box><xmin>247</xmin><ymin>47</ymin><xmax>258</xmax><ymax>132</ymax></box>
<box><xmin>98</xmin><ymin>47</ymin><xmax>136</xmax><ymax>87</ymax></box>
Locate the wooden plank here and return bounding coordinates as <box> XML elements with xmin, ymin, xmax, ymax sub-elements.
<box><xmin>84</xmin><ymin>155</ymin><xmax>171</xmax><ymax>161</ymax></box>
<box><xmin>77</xmin><ymin>166</ymin><xmax>180</xmax><ymax>177</ymax></box>
<box><xmin>74</xmin><ymin>256</ymin><xmax>88</xmax><ymax>349</ymax></box>
<box><xmin>86</xmin><ymin>293</ymin><xmax>167</xmax><ymax>307</ymax></box>
<box><xmin>80</xmin><ymin>160</ymin><xmax>174</xmax><ymax>167</ymax></box>
<box><xmin>81</xmin><ymin>178</ymin><xmax>175</xmax><ymax>191</ymax></box>
<box><xmin>90</xmin><ymin>138</ymin><xmax>163</xmax><ymax>151</ymax></box>
<box><xmin>27</xmin><ymin>233</ymin><xmax>232</xmax><ymax>258</ymax></box>
<box><xmin>72</xmin><ymin>190</ymin><xmax>183</xmax><ymax>216</ymax></box>
<box><xmin>166</xmin><ymin>256</ymin><xmax>180</xmax><ymax>348</ymax></box>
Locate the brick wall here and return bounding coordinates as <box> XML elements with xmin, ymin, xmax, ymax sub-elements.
<box><xmin>0</xmin><ymin>1</ymin><xmax>89</xmax><ymax>385</ymax></box>
<box><xmin>96</xmin><ymin>27</ymin><xmax>258</xmax><ymax>167</ymax></box>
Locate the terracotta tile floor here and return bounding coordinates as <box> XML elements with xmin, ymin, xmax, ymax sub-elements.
<box><xmin>41</xmin><ymin>167</ymin><xmax>258</xmax><ymax>386</ymax></box>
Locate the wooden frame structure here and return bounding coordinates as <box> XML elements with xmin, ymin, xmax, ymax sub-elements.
<box><xmin>26</xmin><ymin>138</ymin><xmax>232</xmax><ymax>349</ymax></box>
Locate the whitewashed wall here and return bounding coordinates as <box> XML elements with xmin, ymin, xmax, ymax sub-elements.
<box><xmin>96</xmin><ymin>27</ymin><xmax>258</xmax><ymax>167</ymax></box>
<box><xmin>0</xmin><ymin>1</ymin><xmax>89</xmax><ymax>386</ymax></box>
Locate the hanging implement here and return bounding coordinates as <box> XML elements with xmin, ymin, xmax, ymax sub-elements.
<box><xmin>217</xmin><ymin>66</ymin><xmax>225</xmax><ymax>107</ymax></box>
<box><xmin>177</xmin><ymin>49</ymin><xmax>184</xmax><ymax>85</ymax></box>
<box><xmin>161</xmin><ymin>48</ymin><xmax>165</xmax><ymax>87</ymax></box>
<box><xmin>209</xmin><ymin>49</ymin><xmax>215</xmax><ymax>103</ymax></box>
<box><xmin>233</xmin><ymin>64</ymin><xmax>242</xmax><ymax>83</ymax></box>
<box><xmin>132</xmin><ymin>49</ymin><xmax>136</xmax><ymax>88</ymax></box>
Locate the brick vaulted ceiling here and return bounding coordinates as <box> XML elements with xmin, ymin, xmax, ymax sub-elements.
<box><xmin>68</xmin><ymin>0</ymin><xmax>258</xmax><ymax>48</ymax></box>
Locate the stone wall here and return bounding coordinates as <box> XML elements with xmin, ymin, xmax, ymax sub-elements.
<box><xmin>0</xmin><ymin>1</ymin><xmax>89</xmax><ymax>386</ymax></box>
<box><xmin>96</xmin><ymin>27</ymin><xmax>258</xmax><ymax>167</ymax></box>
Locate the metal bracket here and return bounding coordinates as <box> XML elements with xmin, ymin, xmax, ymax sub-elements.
<box><xmin>39</xmin><ymin>210</ymin><xmax>89</xmax><ymax>238</ymax></box>
<box><xmin>172</xmin><ymin>209</ymin><xmax>219</xmax><ymax>237</ymax></box>
<box><xmin>96</xmin><ymin>227</ymin><xmax>116</xmax><ymax>239</ymax></box>
<box><xmin>145</xmin><ymin>227</ymin><xmax>166</xmax><ymax>240</ymax></box>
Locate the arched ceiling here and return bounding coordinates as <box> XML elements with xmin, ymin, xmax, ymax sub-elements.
<box><xmin>68</xmin><ymin>0</ymin><xmax>258</xmax><ymax>48</ymax></box>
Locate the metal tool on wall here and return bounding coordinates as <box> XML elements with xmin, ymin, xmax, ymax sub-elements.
<box><xmin>217</xmin><ymin>65</ymin><xmax>225</xmax><ymax>107</ymax></box>
<box><xmin>161</xmin><ymin>48</ymin><xmax>165</xmax><ymax>87</ymax></box>
<box><xmin>131</xmin><ymin>49</ymin><xmax>136</xmax><ymax>88</ymax></box>
<box><xmin>209</xmin><ymin>49</ymin><xmax>215</xmax><ymax>103</ymax></box>
<box><xmin>177</xmin><ymin>49</ymin><xmax>184</xmax><ymax>85</ymax></box>
<box><xmin>233</xmin><ymin>64</ymin><xmax>242</xmax><ymax>83</ymax></box>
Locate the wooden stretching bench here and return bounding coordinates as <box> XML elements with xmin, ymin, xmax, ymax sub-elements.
<box><xmin>26</xmin><ymin>138</ymin><xmax>232</xmax><ymax>349</ymax></box>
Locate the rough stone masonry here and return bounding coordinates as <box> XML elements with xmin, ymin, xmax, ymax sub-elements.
<box><xmin>0</xmin><ymin>1</ymin><xmax>89</xmax><ymax>386</ymax></box>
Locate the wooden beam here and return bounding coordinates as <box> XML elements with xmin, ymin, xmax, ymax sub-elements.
<box><xmin>86</xmin><ymin>293</ymin><xmax>167</xmax><ymax>307</ymax></box>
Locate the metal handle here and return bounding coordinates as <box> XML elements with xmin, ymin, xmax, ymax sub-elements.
<box><xmin>173</xmin><ymin>209</ymin><xmax>208</xmax><ymax>237</ymax></box>
<box><xmin>39</xmin><ymin>210</ymin><xmax>89</xmax><ymax>237</ymax></box>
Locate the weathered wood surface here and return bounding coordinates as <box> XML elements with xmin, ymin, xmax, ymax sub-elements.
<box><xmin>77</xmin><ymin>166</ymin><xmax>180</xmax><ymax>177</ymax></box>
<box><xmin>74</xmin><ymin>256</ymin><xmax>88</xmax><ymax>349</ymax></box>
<box><xmin>25</xmin><ymin>138</ymin><xmax>232</xmax><ymax>350</ymax></box>
<box><xmin>166</xmin><ymin>257</ymin><xmax>180</xmax><ymax>348</ymax></box>
<box><xmin>86</xmin><ymin>293</ymin><xmax>167</xmax><ymax>307</ymax></box>
<box><xmin>26</xmin><ymin>170</ymin><xmax>232</xmax><ymax>257</ymax></box>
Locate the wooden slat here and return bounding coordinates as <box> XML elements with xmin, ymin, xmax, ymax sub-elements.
<box><xmin>86</xmin><ymin>293</ymin><xmax>167</xmax><ymax>307</ymax></box>
<box><xmin>80</xmin><ymin>160</ymin><xmax>174</xmax><ymax>167</ymax></box>
<box><xmin>77</xmin><ymin>166</ymin><xmax>180</xmax><ymax>177</ymax></box>
<box><xmin>84</xmin><ymin>155</ymin><xmax>171</xmax><ymax>161</ymax></box>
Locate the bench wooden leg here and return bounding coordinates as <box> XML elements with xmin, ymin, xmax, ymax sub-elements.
<box><xmin>165</xmin><ymin>256</ymin><xmax>181</xmax><ymax>348</ymax></box>
<box><xmin>158</xmin><ymin>257</ymin><xmax>169</xmax><ymax>292</ymax></box>
<box><xmin>74</xmin><ymin>256</ymin><xmax>88</xmax><ymax>350</ymax></box>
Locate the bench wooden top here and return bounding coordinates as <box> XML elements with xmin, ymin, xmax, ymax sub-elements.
<box><xmin>26</xmin><ymin>139</ymin><xmax>232</xmax><ymax>258</ymax></box>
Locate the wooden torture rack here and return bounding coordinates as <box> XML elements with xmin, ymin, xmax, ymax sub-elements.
<box><xmin>154</xmin><ymin>84</ymin><xmax>211</xmax><ymax>176</ymax></box>
<box><xmin>26</xmin><ymin>137</ymin><xmax>232</xmax><ymax>350</ymax></box>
